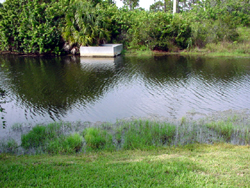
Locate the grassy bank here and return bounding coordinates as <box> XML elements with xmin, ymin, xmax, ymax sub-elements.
<box><xmin>1</xmin><ymin>116</ymin><xmax>250</xmax><ymax>187</ymax></box>
<box><xmin>0</xmin><ymin>144</ymin><xmax>250</xmax><ymax>187</ymax></box>
<box><xmin>124</xmin><ymin>46</ymin><xmax>250</xmax><ymax>58</ymax></box>
<box><xmin>1</xmin><ymin>115</ymin><xmax>250</xmax><ymax>155</ymax></box>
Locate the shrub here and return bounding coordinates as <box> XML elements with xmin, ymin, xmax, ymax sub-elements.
<box><xmin>83</xmin><ymin>128</ymin><xmax>113</xmax><ymax>150</ymax></box>
<box><xmin>46</xmin><ymin>137</ymin><xmax>64</xmax><ymax>154</ymax></box>
<box><xmin>62</xmin><ymin>133</ymin><xmax>83</xmax><ymax>153</ymax></box>
<box><xmin>46</xmin><ymin>133</ymin><xmax>83</xmax><ymax>154</ymax></box>
<box><xmin>21</xmin><ymin>125</ymin><xmax>47</xmax><ymax>149</ymax></box>
<box><xmin>0</xmin><ymin>0</ymin><xmax>63</xmax><ymax>54</ymax></box>
<box><xmin>21</xmin><ymin>123</ymin><xmax>62</xmax><ymax>149</ymax></box>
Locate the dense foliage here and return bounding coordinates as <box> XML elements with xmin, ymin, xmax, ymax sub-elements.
<box><xmin>0</xmin><ymin>0</ymin><xmax>249</xmax><ymax>54</ymax></box>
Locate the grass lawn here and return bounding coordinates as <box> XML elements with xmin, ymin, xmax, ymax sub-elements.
<box><xmin>0</xmin><ymin>143</ymin><xmax>249</xmax><ymax>187</ymax></box>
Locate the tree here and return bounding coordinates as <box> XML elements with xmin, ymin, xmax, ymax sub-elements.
<box><xmin>122</xmin><ymin>0</ymin><xmax>139</xmax><ymax>10</ymax></box>
<box><xmin>150</xmin><ymin>0</ymin><xmax>172</xmax><ymax>12</ymax></box>
<box><xmin>62</xmin><ymin>0</ymin><xmax>111</xmax><ymax>46</ymax></box>
<box><xmin>150</xmin><ymin>1</ymin><xmax>164</xmax><ymax>12</ymax></box>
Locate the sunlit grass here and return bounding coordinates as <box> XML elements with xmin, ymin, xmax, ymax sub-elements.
<box><xmin>0</xmin><ymin>144</ymin><xmax>249</xmax><ymax>187</ymax></box>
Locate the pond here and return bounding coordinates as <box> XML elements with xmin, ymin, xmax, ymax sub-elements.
<box><xmin>1</xmin><ymin>54</ymin><xmax>250</xmax><ymax>128</ymax></box>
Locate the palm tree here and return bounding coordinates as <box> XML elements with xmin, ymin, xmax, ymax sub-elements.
<box><xmin>62</xmin><ymin>0</ymin><xmax>110</xmax><ymax>46</ymax></box>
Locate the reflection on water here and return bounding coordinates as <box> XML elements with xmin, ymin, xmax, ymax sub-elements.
<box><xmin>80</xmin><ymin>57</ymin><xmax>122</xmax><ymax>71</ymax></box>
<box><xmin>0</xmin><ymin>55</ymin><xmax>250</xmax><ymax>127</ymax></box>
<box><xmin>0</xmin><ymin>88</ymin><xmax>7</xmax><ymax>128</ymax></box>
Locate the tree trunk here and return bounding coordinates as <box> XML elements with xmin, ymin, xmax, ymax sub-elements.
<box><xmin>176</xmin><ymin>0</ymin><xmax>179</xmax><ymax>13</ymax></box>
<box><xmin>164</xmin><ymin>0</ymin><xmax>166</xmax><ymax>12</ymax></box>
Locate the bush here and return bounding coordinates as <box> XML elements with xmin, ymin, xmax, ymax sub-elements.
<box><xmin>21</xmin><ymin>125</ymin><xmax>47</xmax><ymax>149</ymax></box>
<box><xmin>0</xmin><ymin>0</ymin><xmax>63</xmax><ymax>54</ymax></box>
<box><xmin>21</xmin><ymin>123</ymin><xmax>62</xmax><ymax>149</ymax></box>
<box><xmin>83</xmin><ymin>128</ymin><xmax>113</xmax><ymax>150</ymax></box>
<box><xmin>189</xmin><ymin>12</ymin><xmax>239</xmax><ymax>48</ymax></box>
<box><xmin>63</xmin><ymin>133</ymin><xmax>83</xmax><ymax>153</ymax></box>
<box><xmin>124</xmin><ymin>11</ymin><xmax>192</xmax><ymax>51</ymax></box>
<box><xmin>47</xmin><ymin>133</ymin><xmax>83</xmax><ymax>154</ymax></box>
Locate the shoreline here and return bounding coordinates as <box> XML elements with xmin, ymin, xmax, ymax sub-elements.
<box><xmin>1</xmin><ymin>49</ymin><xmax>250</xmax><ymax>58</ymax></box>
<box><xmin>1</xmin><ymin>109</ymin><xmax>250</xmax><ymax>155</ymax></box>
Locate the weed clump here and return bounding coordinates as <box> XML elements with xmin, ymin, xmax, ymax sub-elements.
<box><xmin>205</xmin><ymin>121</ymin><xmax>234</xmax><ymax>141</ymax></box>
<box><xmin>47</xmin><ymin>133</ymin><xmax>83</xmax><ymax>154</ymax></box>
<box><xmin>7</xmin><ymin>117</ymin><xmax>250</xmax><ymax>155</ymax></box>
<box><xmin>21</xmin><ymin>123</ymin><xmax>62</xmax><ymax>149</ymax></box>
<box><xmin>21</xmin><ymin>123</ymin><xmax>83</xmax><ymax>154</ymax></box>
<box><xmin>0</xmin><ymin>139</ymin><xmax>18</xmax><ymax>153</ymax></box>
<box><xmin>122</xmin><ymin>120</ymin><xmax>176</xmax><ymax>149</ymax></box>
<box><xmin>83</xmin><ymin>128</ymin><xmax>113</xmax><ymax>151</ymax></box>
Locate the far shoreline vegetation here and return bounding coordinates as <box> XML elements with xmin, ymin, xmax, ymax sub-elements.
<box><xmin>0</xmin><ymin>0</ymin><xmax>250</xmax><ymax>57</ymax></box>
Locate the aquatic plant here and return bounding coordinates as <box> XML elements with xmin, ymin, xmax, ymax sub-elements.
<box><xmin>3</xmin><ymin>117</ymin><xmax>249</xmax><ymax>155</ymax></box>
<box><xmin>83</xmin><ymin>127</ymin><xmax>113</xmax><ymax>150</ymax></box>
<box><xmin>122</xmin><ymin>120</ymin><xmax>176</xmax><ymax>149</ymax></box>
<box><xmin>63</xmin><ymin>133</ymin><xmax>83</xmax><ymax>153</ymax></box>
<box><xmin>205</xmin><ymin>121</ymin><xmax>234</xmax><ymax>141</ymax></box>
<box><xmin>47</xmin><ymin>133</ymin><xmax>83</xmax><ymax>154</ymax></box>
<box><xmin>0</xmin><ymin>139</ymin><xmax>18</xmax><ymax>153</ymax></box>
<box><xmin>21</xmin><ymin>123</ymin><xmax>63</xmax><ymax>149</ymax></box>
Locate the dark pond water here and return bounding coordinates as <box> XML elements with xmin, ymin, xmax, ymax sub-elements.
<box><xmin>1</xmin><ymin>54</ymin><xmax>250</xmax><ymax>128</ymax></box>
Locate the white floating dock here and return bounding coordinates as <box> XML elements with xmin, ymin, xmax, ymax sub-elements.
<box><xmin>80</xmin><ymin>44</ymin><xmax>123</xmax><ymax>57</ymax></box>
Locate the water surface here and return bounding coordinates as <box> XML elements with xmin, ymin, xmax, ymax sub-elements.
<box><xmin>1</xmin><ymin>55</ymin><xmax>250</xmax><ymax>128</ymax></box>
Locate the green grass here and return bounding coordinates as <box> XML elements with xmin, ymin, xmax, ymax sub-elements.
<box><xmin>205</xmin><ymin>121</ymin><xmax>234</xmax><ymax>141</ymax></box>
<box><xmin>180</xmin><ymin>43</ymin><xmax>250</xmax><ymax>57</ymax></box>
<box><xmin>124</xmin><ymin>49</ymin><xmax>154</xmax><ymax>56</ymax></box>
<box><xmin>47</xmin><ymin>133</ymin><xmax>83</xmax><ymax>154</ymax></box>
<box><xmin>3</xmin><ymin>119</ymin><xmax>248</xmax><ymax>155</ymax></box>
<box><xmin>122</xmin><ymin>120</ymin><xmax>176</xmax><ymax>149</ymax></box>
<box><xmin>20</xmin><ymin>122</ymin><xmax>83</xmax><ymax>154</ymax></box>
<box><xmin>21</xmin><ymin>122</ymin><xmax>63</xmax><ymax>149</ymax></box>
<box><xmin>0</xmin><ymin>144</ymin><xmax>249</xmax><ymax>187</ymax></box>
<box><xmin>1</xmin><ymin>118</ymin><xmax>250</xmax><ymax>186</ymax></box>
<box><xmin>205</xmin><ymin>120</ymin><xmax>250</xmax><ymax>144</ymax></box>
<box><xmin>83</xmin><ymin>127</ymin><xmax>113</xmax><ymax>151</ymax></box>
